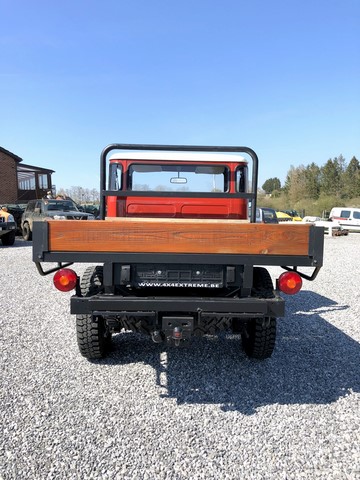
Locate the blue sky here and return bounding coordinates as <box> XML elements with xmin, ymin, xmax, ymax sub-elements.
<box><xmin>1</xmin><ymin>0</ymin><xmax>359</xmax><ymax>191</ymax></box>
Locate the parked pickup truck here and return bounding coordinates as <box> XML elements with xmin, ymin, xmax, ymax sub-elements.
<box><xmin>32</xmin><ymin>144</ymin><xmax>324</xmax><ymax>361</ymax></box>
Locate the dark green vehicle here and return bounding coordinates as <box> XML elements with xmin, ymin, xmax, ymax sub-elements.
<box><xmin>0</xmin><ymin>208</ymin><xmax>17</xmax><ymax>246</ymax></box>
<box><xmin>21</xmin><ymin>199</ymin><xmax>95</xmax><ymax>241</ymax></box>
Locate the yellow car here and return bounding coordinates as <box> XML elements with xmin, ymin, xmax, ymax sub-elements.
<box><xmin>276</xmin><ymin>211</ymin><xmax>293</xmax><ymax>222</ymax></box>
<box><xmin>279</xmin><ymin>210</ymin><xmax>303</xmax><ymax>221</ymax></box>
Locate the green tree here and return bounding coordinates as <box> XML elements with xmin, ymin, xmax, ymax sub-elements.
<box><xmin>262</xmin><ymin>177</ymin><xmax>281</xmax><ymax>194</ymax></box>
<box><xmin>344</xmin><ymin>156</ymin><xmax>360</xmax><ymax>198</ymax></box>
<box><xmin>304</xmin><ymin>162</ymin><xmax>321</xmax><ymax>199</ymax></box>
<box><xmin>320</xmin><ymin>156</ymin><xmax>345</xmax><ymax>197</ymax></box>
<box><xmin>283</xmin><ymin>165</ymin><xmax>307</xmax><ymax>205</ymax></box>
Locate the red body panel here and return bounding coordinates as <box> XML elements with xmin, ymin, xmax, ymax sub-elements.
<box><xmin>106</xmin><ymin>159</ymin><xmax>248</xmax><ymax>219</ymax></box>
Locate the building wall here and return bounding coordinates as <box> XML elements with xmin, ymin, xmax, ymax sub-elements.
<box><xmin>0</xmin><ymin>151</ymin><xmax>18</xmax><ymax>203</ymax></box>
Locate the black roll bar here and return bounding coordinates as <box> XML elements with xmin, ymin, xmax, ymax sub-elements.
<box><xmin>99</xmin><ymin>143</ymin><xmax>259</xmax><ymax>221</ymax></box>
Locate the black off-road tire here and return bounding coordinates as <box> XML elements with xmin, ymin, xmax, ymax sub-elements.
<box><xmin>22</xmin><ymin>223</ymin><xmax>32</xmax><ymax>241</ymax></box>
<box><xmin>76</xmin><ymin>266</ymin><xmax>111</xmax><ymax>359</ymax></box>
<box><xmin>1</xmin><ymin>231</ymin><xmax>15</xmax><ymax>246</ymax></box>
<box><xmin>241</xmin><ymin>267</ymin><xmax>277</xmax><ymax>359</ymax></box>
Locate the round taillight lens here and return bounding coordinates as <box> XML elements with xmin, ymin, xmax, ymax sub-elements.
<box><xmin>53</xmin><ymin>269</ymin><xmax>77</xmax><ymax>292</ymax></box>
<box><xmin>278</xmin><ymin>271</ymin><xmax>302</xmax><ymax>295</ymax></box>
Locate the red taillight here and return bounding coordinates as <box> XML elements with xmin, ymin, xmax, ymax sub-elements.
<box><xmin>53</xmin><ymin>269</ymin><xmax>77</xmax><ymax>292</ymax></box>
<box><xmin>278</xmin><ymin>271</ymin><xmax>302</xmax><ymax>295</ymax></box>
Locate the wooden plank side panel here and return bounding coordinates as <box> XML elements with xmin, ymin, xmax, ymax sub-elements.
<box><xmin>47</xmin><ymin>218</ymin><xmax>311</xmax><ymax>256</ymax></box>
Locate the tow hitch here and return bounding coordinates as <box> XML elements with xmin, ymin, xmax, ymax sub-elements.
<box><xmin>172</xmin><ymin>326</ymin><xmax>183</xmax><ymax>346</ymax></box>
<box><xmin>161</xmin><ymin>316</ymin><xmax>194</xmax><ymax>345</ymax></box>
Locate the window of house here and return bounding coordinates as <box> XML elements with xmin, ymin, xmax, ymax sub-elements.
<box><xmin>38</xmin><ymin>174</ymin><xmax>48</xmax><ymax>189</ymax></box>
<box><xmin>19</xmin><ymin>175</ymin><xmax>36</xmax><ymax>190</ymax></box>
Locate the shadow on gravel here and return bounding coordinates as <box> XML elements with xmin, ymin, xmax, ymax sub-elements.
<box><xmin>99</xmin><ymin>290</ymin><xmax>359</xmax><ymax>415</ymax></box>
<box><xmin>0</xmin><ymin>238</ymin><xmax>32</xmax><ymax>249</ymax></box>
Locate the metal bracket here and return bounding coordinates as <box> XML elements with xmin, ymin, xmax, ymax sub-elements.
<box><xmin>280</xmin><ymin>265</ymin><xmax>321</xmax><ymax>281</ymax></box>
<box><xmin>35</xmin><ymin>261</ymin><xmax>74</xmax><ymax>277</ymax></box>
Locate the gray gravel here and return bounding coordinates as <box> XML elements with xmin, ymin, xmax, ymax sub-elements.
<box><xmin>1</xmin><ymin>234</ymin><xmax>359</xmax><ymax>480</ymax></box>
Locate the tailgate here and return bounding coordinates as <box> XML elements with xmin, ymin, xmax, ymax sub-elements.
<box><xmin>33</xmin><ymin>218</ymin><xmax>324</xmax><ymax>267</ymax></box>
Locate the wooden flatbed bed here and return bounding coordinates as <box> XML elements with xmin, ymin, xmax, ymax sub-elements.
<box><xmin>34</xmin><ymin>218</ymin><xmax>323</xmax><ymax>268</ymax></box>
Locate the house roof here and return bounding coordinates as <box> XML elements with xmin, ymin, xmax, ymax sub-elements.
<box><xmin>19</xmin><ymin>163</ymin><xmax>55</xmax><ymax>174</ymax></box>
<box><xmin>0</xmin><ymin>146</ymin><xmax>23</xmax><ymax>163</ymax></box>
<box><xmin>0</xmin><ymin>146</ymin><xmax>55</xmax><ymax>178</ymax></box>
<box><xmin>17</xmin><ymin>163</ymin><xmax>55</xmax><ymax>183</ymax></box>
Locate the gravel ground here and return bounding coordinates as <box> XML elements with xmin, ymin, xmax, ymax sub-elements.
<box><xmin>1</xmin><ymin>234</ymin><xmax>359</xmax><ymax>480</ymax></box>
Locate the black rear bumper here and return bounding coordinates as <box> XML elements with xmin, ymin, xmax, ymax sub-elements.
<box><xmin>70</xmin><ymin>293</ymin><xmax>285</xmax><ymax>318</ymax></box>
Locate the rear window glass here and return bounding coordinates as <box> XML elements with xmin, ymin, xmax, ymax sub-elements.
<box><xmin>128</xmin><ymin>164</ymin><xmax>228</xmax><ymax>192</ymax></box>
<box><xmin>340</xmin><ymin>210</ymin><xmax>351</xmax><ymax>218</ymax></box>
<box><xmin>235</xmin><ymin>166</ymin><xmax>247</xmax><ymax>193</ymax></box>
<box><xmin>109</xmin><ymin>163</ymin><xmax>123</xmax><ymax>190</ymax></box>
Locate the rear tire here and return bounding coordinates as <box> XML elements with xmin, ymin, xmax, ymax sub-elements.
<box><xmin>76</xmin><ymin>266</ymin><xmax>111</xmax><ymax>359</ymax></box>
<box><xmin>1</xmin><ymin>231</ymin><xmax>15</xmax><ymax>246</ymax></box>
<box><xmin>242</xmin><ymin>268</ymin><xmax>277</xmax><ymax>359</ymax></box>
<box><xmin>242</xmin><ymin>317</ymin><xmax>276</xmax><ymax>359</ymax></box>
<box><xmin>76</xmin><ymin>314</ymin><xmax>111</xmax><ymax>359</ymax></box>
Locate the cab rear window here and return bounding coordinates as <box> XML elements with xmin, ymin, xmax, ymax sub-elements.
<box><xmin>128</xmin><ymin>164</ymin><xmax>229</xmax><ymax>193</ymax></box>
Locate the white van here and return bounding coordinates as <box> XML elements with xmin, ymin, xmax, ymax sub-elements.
<box><xmin>329</xmin><ymin>207</ymin><xmax>360</xmax><ymax>231</ymax></box>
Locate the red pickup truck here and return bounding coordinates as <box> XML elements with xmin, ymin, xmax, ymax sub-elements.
<box><xmin>32</xmin><ymin>144</ymin><xmax>324</xmax><ymax>361</ymax></box>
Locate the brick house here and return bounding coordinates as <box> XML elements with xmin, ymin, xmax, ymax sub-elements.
<box><xmin>0</xmin><ymin>146</ymin><xmax>55</xmax><ymax>203</ymax></box>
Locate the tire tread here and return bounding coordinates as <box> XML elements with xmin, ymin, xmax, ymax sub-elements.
<box><xmin>242</xmin><ymin>268</ymin><xmax>277</xmax><ymax>360</ymax></box>
<box><xmin>76</xmin><ymin>266</ymin><xmax>111</xmax><ymax>359</ymax></box>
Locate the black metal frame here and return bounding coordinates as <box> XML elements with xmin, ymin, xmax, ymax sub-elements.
<box><xmin>99</xmin><ymin>143</ymin><xmax>259</xmax><ymax>221</ymax></box>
